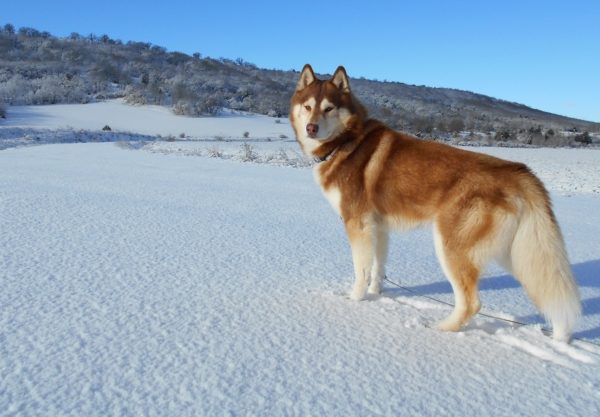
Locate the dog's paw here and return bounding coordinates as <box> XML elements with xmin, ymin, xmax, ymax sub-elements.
<box><xmin>349</xmin><ymin>288</ymin><xmax>366</xmax><ymax>301</ymax></box>
<box><xmin>435</xmin><ymin>317</ymin><xmax>462</xmax><ymax>332</ymax></box>
<box><xmin>367</xmin><ymin>283</ymin><xmax>382</xmax><ymax>295</ymax></box>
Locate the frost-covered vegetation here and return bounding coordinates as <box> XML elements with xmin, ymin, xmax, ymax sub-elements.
<box><xmin>0</xmin><ymin>23</ymin><xmax>290</xmax><ymax>116</ymax></box>
<box><xmin>1</xmin><ymin>23</ymin><xmax>598</xmax><ymax>145</ymax></box>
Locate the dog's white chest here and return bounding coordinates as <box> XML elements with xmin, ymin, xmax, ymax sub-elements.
<box><xmin>322</xmin><ymin>186</ymin><xmax>342</xmax><ymax>216</ymax></box>
<box><xmin>313</xmin><ymin>166</ymin><xmax>342</xmax><ymax>216</ymax></box>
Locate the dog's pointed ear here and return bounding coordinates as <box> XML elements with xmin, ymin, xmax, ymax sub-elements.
<box><xmin>296</xmin><ymin>64</ymin><xmax>316</xmax><ymax>91</ymax></box>
<box><xmin>331</xmin><ymin>66</ymin><xmax>351</xmax><ymax>93</ymax></box>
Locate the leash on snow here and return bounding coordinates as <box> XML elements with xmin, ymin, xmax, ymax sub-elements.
<box><xmin>382</xmin><ymin>276</ymin><xmax>600</xmax><ymax>348</ymax></box>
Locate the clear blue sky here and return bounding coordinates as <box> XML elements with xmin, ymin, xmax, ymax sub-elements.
<box><xmin>4</xmin><ymin>0</ymin><xmax>600</xmax><ymax>122</ymax></box>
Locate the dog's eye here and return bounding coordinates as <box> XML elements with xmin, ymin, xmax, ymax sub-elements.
<box><xmin>324</xmin><ymin>107</ymin><xmax>334</xmax><ymax>113</ymax></box>
<box><xmin>304</xmin><ymin>105</ymin><xmax>312</xmax><ymax>111</ymax></box>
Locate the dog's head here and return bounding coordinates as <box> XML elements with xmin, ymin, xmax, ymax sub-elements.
<box><xmin>290</xmin><ymin>64</ymin><xmax>366</xmax><ymax>155</ymax></box>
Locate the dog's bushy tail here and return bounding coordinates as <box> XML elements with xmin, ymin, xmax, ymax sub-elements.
<box><xmin>510</xmin><ymin>174</ymin><xmax>580</xmax><ymax>342</ymax></box>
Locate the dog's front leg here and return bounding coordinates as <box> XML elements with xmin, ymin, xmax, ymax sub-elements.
<box><xmin>368</xmin><ymin>224</ymin><xmax>388</xmax><ymax>295</ymax></box>
<box><xmin>346</xmin><ymin>219</ymin><xmax>375</xmax><ymax>301</ymax></box>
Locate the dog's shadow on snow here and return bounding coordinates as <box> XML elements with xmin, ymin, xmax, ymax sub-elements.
<box><xmin>389</xmin><ymin>259</ymin><xmax>600</xmax><ymax>340</ymax></box>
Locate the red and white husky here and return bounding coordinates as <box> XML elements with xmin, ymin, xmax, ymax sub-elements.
<box><xmin>290</xmin><ymin>64</ymin><xmax>580</xmax><ymax>341</ymax></box>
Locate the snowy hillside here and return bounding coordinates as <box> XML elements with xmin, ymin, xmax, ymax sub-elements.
<box><xmin>3</xmin><ymin>26</ymin><xmax>598</xmax><ymax>141</ymax></box>
<box><xmin>1</xmin><ymin>102</ymin><xmax>600</xmax><ymax>416</ymax></box>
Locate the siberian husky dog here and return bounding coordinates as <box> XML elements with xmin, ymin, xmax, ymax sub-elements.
<box><xmin>290</xmin><ymin>64</ymin><xmax>580</xmax><ymax>341</ymax></box>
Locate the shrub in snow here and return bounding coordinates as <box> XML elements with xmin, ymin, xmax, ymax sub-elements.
<box><xmin>448</xmin><ymin>118</ymin><xmax>465</xmax><ymax>133</ymax></box>
<box><xmin>277</xmin><ymin>148</ymin><xmax>289</xmax><ymax>161</ymax></box>
<box><xmin>412</xmin><ymin>116</ymin><xmax>434</xmax><ymax>134</ymax></box>
<box><xmin>179</xmin><ymin>132</ymin><xmax>185</xmax><ymax>138</ymax></box>
<box><xmin>240</xmin><ymin>143</ymin><xmax>257</xmax><ymax>162</ymax></box>
<box><xmin>495</xmin><ymin>130</ymin><xmax>513</xmax><ymax>141</ymax></box>
<box><xmin>243</xmin><ymin>131</ymin><xmax>250</xmax><ymax>138</ymax></box>
<box><xmin>0</xmin><ymin>103</ymin><xmax>6</xmax><ymax>118</ymax></box>
<box><xmin>574</xmin><ymin>132</ymin><xmax>591</xmax><ymax>145</ymax></box>
<box><xmin>173</xmin><ymin>101</ymin><xmax>188</xmax><ymax>115</ymax></box>
<box><xmin>204</xmin><ymin>99</ymin><xmax>222</xmax><ymax>116</ymax></box>
<box><xmin>206</xmin><ymin>146</ymin><xmax>222</xmax><ymax>158</ymax></box>
<box><xmin>0</xmin><ymin>75</ymin><xmax>30</xmax><ymax>104</ymax></box>
<box><xmin>0</xmin><ymin>73</ymin><xmax>87</xmax><ymax>105</ymax></box>
<box><xmin>124</xmin><ymin>89</ymin><xmax>147</xmax><ymax>105</ymax></box>
<box><xmin>102</xmin><ymin>125</ymin><xmax>111</xmax><ymax>131</ymax></box>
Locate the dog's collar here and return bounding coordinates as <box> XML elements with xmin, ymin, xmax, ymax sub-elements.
<box><xmin>311</xmin><ymin>127</ymin><xmax>357</xmax><ymax>163</ymax></box>
<box><xmin>313</xmin><ymin>145</ymin><xmax>340</xmax><ymax>163</ymax></box>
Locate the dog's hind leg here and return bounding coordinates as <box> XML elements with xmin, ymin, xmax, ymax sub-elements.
<box><xmin>368</xmin><ymin>222</ymin><xmax>389</xmax><ymax>295</ymax></box>
<box><xmin>346</xmin><ymin>217</ymin><xmax>376</xmax><ymax>301</ymax></box>
<box><xmin>433</xmin><ymin>224</ymin><xmax>482</xmax><ymax>331</ymax></box>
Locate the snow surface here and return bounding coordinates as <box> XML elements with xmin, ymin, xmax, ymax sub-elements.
<box><xmin>1</xmin><ymin>102</ymin><xmax>600</xmax><ymax>416</ymax></box>
<box><xmin>2</xmin><ymin>99</ymin><xmax>294</xmax><ymax>140</ymax></box>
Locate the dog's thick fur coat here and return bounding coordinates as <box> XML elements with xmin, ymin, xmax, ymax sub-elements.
<box><xmin>290</xmin><ymin>64</ymin><xmax>580</xmax><ymax>341</ymax></box>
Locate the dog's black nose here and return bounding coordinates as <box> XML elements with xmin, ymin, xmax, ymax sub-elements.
<box><xmin>306</xmin><ymin>123</ymin><xmax>319</xmax><ymax>137</ymax></box>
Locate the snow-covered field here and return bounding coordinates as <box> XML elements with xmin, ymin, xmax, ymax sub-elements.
<box><xmin>1</xmin><ymin>101</ymin><xmax>600</xmax><ymax>416</ymax></box>
<box><xmin>2</xmin><ymin>99</ymin><xmax>294</xmax><ymax>139</ymax></box>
